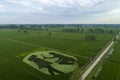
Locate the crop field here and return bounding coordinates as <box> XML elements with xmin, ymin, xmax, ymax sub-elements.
<box><xmin>96</xmin><ymin>41</ymin><xmax>120</xmax><ymax>80</ymax></box>
<box><xmin>23</xmin><ymin>51</ymin><xmax>78</xmax><ymax>75</ymax></box>
<box><xmin>0</xmin><ymin>27</ymin><xmax>116</xmax><ymax>80</ymax></box>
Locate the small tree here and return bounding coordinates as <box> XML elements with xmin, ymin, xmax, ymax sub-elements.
<box><xmin>77</xmin><ymin>28</ymin><xmax>80</xmax><ymax>32</ymax></box>
<box><xmin>89</xmin><ymin>28</ymin><xmax>94</xmax><ymax>33</ymax></box>
<box><xmin>23</xmin><ymin>29</ymin><xmax>28</xmax><ymax>34</ymax></box>
<box><xmin>85</xmin><ymin>35</ymin><xmax>96</xmax><ymax>40</ymax></box>
<box><xmin>81</xmin><ymin>28</ymin><xmax>84</xmax><ymax>32</ymax></box>
<box><xmin>18</xmin><ymin>29</ymin><xmax>21</xmax><ymax>32</ymax></box>
<box><xmin>109</xmin><ymin>30</ymin><xmax>113</xmax><ymax>34</ymax></box>
<box><xmin>48</xmin><ymin>32</ymin><xmax>52</xmax><ymax>37</ymax></box>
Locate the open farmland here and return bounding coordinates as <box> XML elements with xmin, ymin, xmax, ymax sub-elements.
<box><xmin>0</xmin><ymin>0</ymin><xmax>120</xmax><ymax>79</ymax></box>
<box><xmin>0</xmin><ymin>26</ymin><xmax>117</xmax><ymax>80</ymax></box>
<box><xmin>96</xmin><ymin>40</ymin><xmax>120</xmax><ymax>80</ymax></box>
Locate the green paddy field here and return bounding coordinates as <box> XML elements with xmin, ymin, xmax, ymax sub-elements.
<box><xmin>0</xmin><ymin>28</ymin><xmax>116</xmax><ymax>80</ymax></box>
<box><xmin>96</xmin><ymin>41</ymin><xmax>120</xmax><ymax>80</ymax></box>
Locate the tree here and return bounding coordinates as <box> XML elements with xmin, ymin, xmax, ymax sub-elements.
<box><xmin>77</xmin><ymin>28</ymin><xmax>80</xmax><ymax>32</ymax></box>
<box><xmin>23</xmin><ymin>29</ymin><xmax>28</xmax><ymax>34</ymax></box>
<box><xmin>89</xmin><ymin>28</ymin><xmax>94</xmax><ymax>33</ymax></box>
<box><xmin>81</xmin><ymin>28</ymin><xmax>84</xmax><ymax>32</ymax></box>
<box><xmin>95</xmin><ymin>28</ymin><xmax>104</xmax><ymax>33</ymax></box>
<box><xmin>109</xmin><ymin>30</ymin><xmax>113</xmax><ymax>34</ymax></box>
<box><xmin>18</xmin><ymin>29</ymin><xmax>21</xmax><ymax>32</ymax></box>
<box><xmin>85</xmin><ymin>35</ymin><xmax>96</xmax><ymax>40</ymax></box>
<box><xmin>48</xmin><ymin>32</ymin><xmax>52</xmax><ymax>37</ymax></box>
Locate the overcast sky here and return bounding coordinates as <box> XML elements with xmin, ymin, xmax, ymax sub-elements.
<box><xmin>0</xmin><ymin>0</ymin><xmax>120</xmax><ymax>24</ymax></box>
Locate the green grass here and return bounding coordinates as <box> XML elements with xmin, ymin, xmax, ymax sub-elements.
<box><xmin>0</xmin><ymin>28</ymin><xmax>115</xmax><ymax>80</ymax></box>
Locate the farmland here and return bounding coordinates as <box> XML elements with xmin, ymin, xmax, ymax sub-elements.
<box><xmin>23</xmin><ymin>51</ymin><xmax>78</xmax><ymax>75</ymax></box>
<box><xmin>96</xmin><ymin>40</ymin><xmax>120</xmax><ymax>80</ymax></box>
<box><xmin>0</xmin><ymin>25</ymin><xmax>118</xmax><ymax>80</ymax></box>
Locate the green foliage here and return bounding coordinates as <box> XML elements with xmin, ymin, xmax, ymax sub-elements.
<box><xmin>48</xmin><ymin>32</ymin><xmax>52</xmax><ymax>37</ymax></box>
<box><xmin>85</xmin><ymin>35</ymin><xmax>96</xmax><ymax>40</ymax></box>
<box><xmin>23</xmin><ymin>29</ymin><xmax>29</xmax><ymax>33</ymax></box>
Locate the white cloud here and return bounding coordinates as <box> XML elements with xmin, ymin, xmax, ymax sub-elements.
<box><xmin>0</xmin><ymin>4</ymin><xmax>4</xmax><ymax>8</ymax></box>
<box><xmin>0</xmin><ymin>4</ymin><xmax>5</xmax><ymax>12</ymax></box>
<box><xmin>0</xmin><ymin>0</ymin><xmax>120</xmax><ymax>23</ymax></box>
<box><xmin>7</xmin><ymin>0</ymin><xmax>33</xmax><ymax>6</ymax></box>
<box><xmin>6</xmin><ymin>0</ymin><xmax>105</xmax><ymax>10</ymax></box>
<box><xmin>4</xmin><ymin>0</ymin><xmax>117</xmax><ymax>15</ymax></box>
<box><xmin>106</xmin><ymin>10</ymin><xmax>120</xmax><ymax>15</ymax></box>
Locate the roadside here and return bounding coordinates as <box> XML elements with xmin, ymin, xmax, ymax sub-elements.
<box><xmin>81</xmin><ymin>41</ymin><xmax>114</xmax><ymax>80</ymax></box>
<box><xmin>85</xmin><ymin>46</ymin><xmax>114</xmax><ymax>80</ymax></box>
<box><xmin>79</xmin><ymin>34</ymin><xmax>120</xmax><ymax>80</ymax></box>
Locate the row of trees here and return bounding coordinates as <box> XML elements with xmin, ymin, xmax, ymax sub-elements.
<box><xmin>18</xmin><ymin>29</ymin><xmax>29</xmax><ymax>34</ymax></box>
<box><xmin>88</xmin><ymin>28</ymin><xmax>113</xmax><ymax>34</ymax></box>
<box><xmin>85</xmin><ymin>35</ymin><xmax>96</xmax><ymax>40</ymax></box>
<box><xmin>47</xmin><ymin>32</ymin><xmax>96</xmax><ymax>40</ymax></box>
<box><xmin>0</xmin><ymin>24</ymin><xmax>120</xmax><ymax>30</ymax></box>
<box><xmin>62</xmin><ymin>28</ymin><xmax>84</xmax><ymax>33</ymax></box>
<box><xmin>62</xmin><ymin>27</ymin><xmax>114</xmax><ymax>34</ymax></box>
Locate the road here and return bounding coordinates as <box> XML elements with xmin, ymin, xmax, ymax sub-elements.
<box><xmin>81</xmin><ymin>41</ymin><xmax>114</xmax><ymax>80</ymax></box>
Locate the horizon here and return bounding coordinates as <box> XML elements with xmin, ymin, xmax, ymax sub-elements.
<box><xmin>0</xmin><ymin>23</ymin><xmax>120</xmax><ymax>25</ymax></box>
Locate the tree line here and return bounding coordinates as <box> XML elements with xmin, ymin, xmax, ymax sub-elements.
<box><xmin>62</xmin><ymin>28</ymin><xmax>84</xmax><ymax>33</ymax></box>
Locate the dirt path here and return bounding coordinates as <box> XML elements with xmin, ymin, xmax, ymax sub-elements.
<box><xmin>81</xmin><ymin>41</ymin><xmax>114</xmax><ymax>80</ymax></box>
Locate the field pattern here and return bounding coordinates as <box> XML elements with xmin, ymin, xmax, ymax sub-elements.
<box><xmin>0</xmin><ymin>28</ymin><xmax>114</xmax><ymax>80</ymax></box>
<box><xmin>23</xmin><ymin>51</ymin><xmax>78</xmax><ymax>75</ymax></box>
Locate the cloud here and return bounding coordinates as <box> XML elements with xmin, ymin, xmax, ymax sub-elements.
<box><xmin>0</xmin><ymin>0</ymin><xmax>120</xmax><ymax>24</ymax></box>
<box><xmin>106</xmin><ymin>10</ymin><xmax>120</xmax><ymax>15</ymax></box>
<box><xmin>0</xmin><ymin>4</ymin><xmax>5</xmax><ymax>12</ymax></box>
<box><xmin>0</xmin><ymin>4</ymin><xmax>4</xmax><ymax>8</ymax></box>
<box><xmin>3</xmin><ymin>0</ymin><xmax>120</xmax><ymax>15</ymax></box>
<box><xmin>6</xmin><ymin>0</ymin><xmax>33</xmax><ymax>6</ymax></box>
<box><xmin>0</xmin><ymin>5</ymin><xmax>4</xmax><ymax>8</ymax></box>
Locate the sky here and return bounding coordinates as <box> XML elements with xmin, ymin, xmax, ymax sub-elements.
<box><xmin>0</xmin><ymin>0</ymin><xmax>120</xmax><ymax>24</ymax></box>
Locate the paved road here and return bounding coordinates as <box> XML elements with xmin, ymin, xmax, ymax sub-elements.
<box><xmin>81</xmin><ymin>41</ymin><xmax>114</xmax><ymax>80</ymax></box>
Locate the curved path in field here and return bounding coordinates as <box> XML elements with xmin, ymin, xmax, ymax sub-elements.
<box><xmin>81</xmin><ymin>41</ymin><xmax>114</xmax><ymax>80</ymax></box>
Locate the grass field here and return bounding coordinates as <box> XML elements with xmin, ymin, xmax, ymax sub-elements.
<box><xmin>0</xmin><ymin>28</ymin><xmax>115</xmax><ymax>80</ymax></box>
<box><xmin>96</xmin><ymin>41</ymin><xmax>120</xmax><ymax>80</ymax></box>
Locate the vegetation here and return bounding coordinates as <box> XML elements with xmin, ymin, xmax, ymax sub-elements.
<box><xmin>23</xmin><ymin>51</ymin><xmax>78</xmax><ymax>75</ymax></box>
<box><xmin>96</xmin><ymin>40</ymin><xmax>120</xmax><ymax>80</ymax></box>
<box><xmin>0</xmin><ymin>24</ymin><xmax>119</xmax><ymax>80</ymax></box>
<box><xmin>85</xmin><ymin>35</ymin><xmax>96</xmax><ymax>40</ymax></box>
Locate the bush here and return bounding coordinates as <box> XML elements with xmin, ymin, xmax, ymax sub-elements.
<box><xmin>85</xmin><ymin>35</ymin><xmax>96</xmax><ymax>40</ymax></box>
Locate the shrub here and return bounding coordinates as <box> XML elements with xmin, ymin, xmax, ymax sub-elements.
<box><xmin>85</xmin><ymin>35</ymin><xmax>96</xmax><ymax>40</ymax></box>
